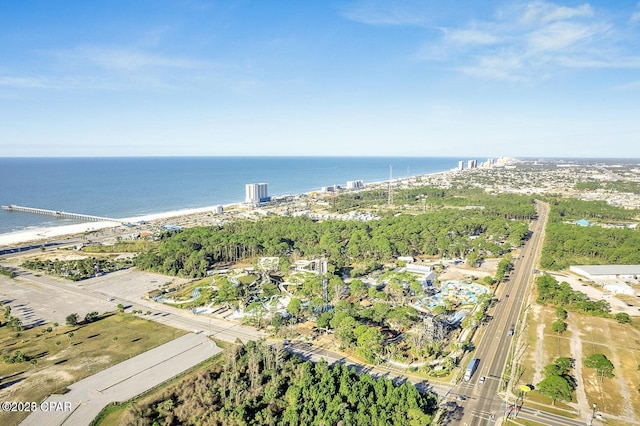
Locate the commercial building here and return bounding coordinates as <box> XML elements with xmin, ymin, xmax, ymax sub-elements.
<box><xmin>245</xmin><ymin>183</ymin><xmax>269</xmax><ymax>204</ymax></box>
<box><xmin>569</xmin><ymin>265</ymin><xmax>640</xmax><ymax>281</ymax></box>
<box><xmin>405</xmin><ymin>263</ymin><xmax>436</xmax><ymax>286</ymax></box>
<box><xmin>321</xmin><ymin>185</ymin><xmax>340</xmax><ymax>193</ymax></box>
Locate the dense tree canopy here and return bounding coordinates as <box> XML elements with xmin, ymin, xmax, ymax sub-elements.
<box><xmin>536</xmin><ymin>275</ymin><xmax>610</xmax><ymax>317</ymax></box>
<box><xmin>547</xmin><ymin>198</ymin><xmax>637</xmax><ymax>222</ymax></box>
<box><xmin>123</xmin><ymin>340</ymin><xmax>437</xmax><ymax>425</ymax></box>
<box><xmin>135</xmin><ymin>208</ymin><xmax>530</xmax><ymax>278</ymax></box>
<box><xmin>540</xmin><ymin>198</ymin><xmax>640</xmax><ymax>270</ymax></box>
<box><xmin>21</xmin><ymin>257</ymin><xmax>132</xmax><ymax>281</ymax></box>
<box><xmin>574</xmin><ymin>180</ymin><xmax>640</xmax><ymax>195</ymax></box>
<box><xmin>332</xmin><ymin>187</ymin><xmax>536</xmax><ymax>221</ymax></box>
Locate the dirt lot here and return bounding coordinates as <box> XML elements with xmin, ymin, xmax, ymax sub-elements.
<box><xmin>517</xmin><ymin>302</ymin><xmax>640</xmax><ymax>423</ymax></box>
<box><xmin>437</xmin><ymin>258</ymin><xmax>499</xmax><ymax>281</ymax></box>
<box><xmin>549</xmin><ymin>272</ymin><xmax>640</xmax><ymax>316</ymax></box>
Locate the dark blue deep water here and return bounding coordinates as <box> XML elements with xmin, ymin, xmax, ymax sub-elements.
<box><xmin>0</xmin><ymin>157</ymin><xmax>458</xmax><ymax>234</ymax></box>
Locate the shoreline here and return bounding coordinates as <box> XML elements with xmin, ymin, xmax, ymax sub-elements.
<box><xmin>0</xmin><ymin>168</ymin><xmax>458</xmax><ymax>248</ymax></box>
<box><xmin>0</xmin><ymin>203</ymin><xmax>241</xmax><ymax>247</ymax></box>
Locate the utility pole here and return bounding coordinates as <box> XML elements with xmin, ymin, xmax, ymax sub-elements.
<box><xmin>387</xmin><ymin>165</ymin><xmax>393</xmax><ymax>206</ymax></box>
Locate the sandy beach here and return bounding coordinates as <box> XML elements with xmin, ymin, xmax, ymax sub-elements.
<box><xmin>0</xmin><ymin>204</ymin><xmax>239</xmax><ymax>247</ymax></box>
<box><xmin>0</xmin><ymin>168</ymin><xmax>458</xmax><ymax>248</ymax></box>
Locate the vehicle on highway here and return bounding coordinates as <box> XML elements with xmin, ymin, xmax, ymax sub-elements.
<box><xmin>479</xmin><ymin>376</ymin><xmax>485</xmax><ymax>384</ymax></box>
<box><xmin>464</xmin><ymin>358</ymin><xmax>480</xmax><ymax>381</ymax></box>
<box><xmin>508</xmin><ymin>327</ymin><xmax>515</xmax><ymax>336</ymax></box>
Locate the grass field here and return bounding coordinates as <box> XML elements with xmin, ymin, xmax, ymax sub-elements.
<box><xmin>0</xmin><ymin>313</ymin><xmax>185</xmax><ymax>426</ymax></box>
<box><xmin>171</xmin><ymin>277</ymin><xmax>212</xmax><ymax>300</ymax></box>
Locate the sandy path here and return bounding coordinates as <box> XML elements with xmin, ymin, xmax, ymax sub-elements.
<box><xmin>604</xmin><ymin>321</ymin><xmax>634</xmax><ymax>418</ymax></box>
<box><xmin>568</xmin><ymin>316</ymin><xmax>590</xmax><ymax>420</ymax></box>
<box><xmin>531</xmin><ymin>305</ymin><xmax>544</xmax><ymax>384</ymax></box>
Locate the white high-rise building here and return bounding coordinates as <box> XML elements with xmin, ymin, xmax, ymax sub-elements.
<box><xmin>458</xmin><ymin>161</ymin><xmax>465</xmax><ymax>171</ymax></box>
<box><xmin>346</xmin><ymin>180</ymin><xmax>364</xmax><ymax>189</ymax></box>
<box><xmin>245</xmin><ymin>183</ymin><xmax>269</xmax><ymax>203</ymax></box>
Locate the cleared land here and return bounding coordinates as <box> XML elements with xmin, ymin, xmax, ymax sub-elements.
<box><xmin>516</xmin><ymin>304</ymin><xmax>640</xmax><ymax>423</ymax></box>
<box><xmin>0</xmin><ymin>313</ymin><xmax>185</xmax><ymax>426</ymax></box>
<box><xmin>20</xmin><ymin>333</ymin><xmax>219</xmax><ymax>426</ymax></box>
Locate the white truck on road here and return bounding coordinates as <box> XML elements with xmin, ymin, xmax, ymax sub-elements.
<box><xmin>464</xmin><ymin>358</ymin><xmax>480</xmax><ymax>381</ymax></box>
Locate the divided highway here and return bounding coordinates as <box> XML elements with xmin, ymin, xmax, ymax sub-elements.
<box><xmin>454</xmin><ymin>201</ymin><xmax>559</xmax><ymax>425</ymax></box>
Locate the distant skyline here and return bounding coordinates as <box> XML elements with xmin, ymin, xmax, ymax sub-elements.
<box><xmin>1</xmin><ymin>1</ymin><xmax>640</xmax><ymax>158</ymax></box>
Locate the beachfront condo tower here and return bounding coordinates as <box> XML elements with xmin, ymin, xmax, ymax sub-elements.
<box><xmin>245</xmin><ymin>183</ymin><xmax>269</xmax><ymax>204</ymax></box>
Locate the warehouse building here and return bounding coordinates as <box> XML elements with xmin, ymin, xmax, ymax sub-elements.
<box><xmin>569</xmin><ymin>265</ymin><xmax>640</xmax><ymax>282</ymax></box>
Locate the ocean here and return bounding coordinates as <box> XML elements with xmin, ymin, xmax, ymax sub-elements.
<box><xmin>0</xmin><ymin>156</ymin><xmax>459</xmax><ymax>235</ymax></box>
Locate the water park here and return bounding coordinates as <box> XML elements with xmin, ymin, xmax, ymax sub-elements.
<box><xmin>421</xmin><ymin>280</ymin><xmax>490</xmax><ymax>310</ymax></box>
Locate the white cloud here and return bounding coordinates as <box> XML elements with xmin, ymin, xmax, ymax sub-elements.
<box><xmin>344</xmin><ymin>1</ymin><xmax>630</xmax><ymax>81</ymax></box>
<box><xmin>443</xmin><ymin>29</ymin><xmax>500</xmax><ymax>45</ymax></box>
<box><xmin>557</xmin><ymin>56</ymin><xmax>640</xmax><ymax>69</ymax></box>
<box><xmin>6</xmin><ymin>45</ymin><xmax>224</xmax><ymax>92</ymax></box>
<box><xmin>341</xmin><ymin>0</ymin><xmax>431</xmax><ymax>27</ymax></box>
<box><xmin>0</xmin><ymin>76</ymin><xmax>49</xmax><ymax>89</ymax></box>
<box><xmin>0</xmin><ymin>46</ymin><xmax>216</xmax><ymax>93</ymax></box>
<box><xmin>408</xmin><ymin>1</ymin><xmax>639</xmax><ymax>81</ymax></box>
<box><xmin>456</xmin><ymin>53</ymin><xmax>527</xmax><ymax>81</ymax></box>
<box><xmin>51</xmin><ymin>47</ymin><xmax>205</xmax><ymax>72</ymax></box>
<box><xmin>518</xmin><ymin>1</ymin><xmax>593</xmax><ymax>25</ymax></box>
<box><xmin>526</xmin><ymin>21</ymin><xmax>608</xmax><ymax>52</ymax></box>
<box><xmin>631</xmin><ymin>2</ymin><xmax>640</xmax><ymax>23</ymax></box>
<box><xmin>614</xmin><ymin>80</ymin><xmax>640</xmax><ymax>90</ymax></box>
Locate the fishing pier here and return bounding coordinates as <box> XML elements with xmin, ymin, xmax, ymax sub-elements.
<box><xmin>2</xmin><ymin>204</ymin><xmax>122</xmax><ymax>223</ymax></box>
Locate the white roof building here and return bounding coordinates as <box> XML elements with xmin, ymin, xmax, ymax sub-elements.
<box><xmin>569</xmin><ymin>265</ymin><xmax>640</xmax><ymax>280</ymax></box>
<box><xmin>603</xmin><ymin>282</ymin><xmax>634</xmax><ymax>295</ymax></box>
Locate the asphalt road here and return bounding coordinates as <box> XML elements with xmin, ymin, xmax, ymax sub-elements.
<box><xmin>3</xmin><ymin>268</ymin><xmax>264</xmax><ymax>343</ymax></box>
<box><xmin>20</xmin><ymin>333</ymin><xmax>220</xmax><ymax>426</ymax></box>
<box><xmin>454</xmin><ymin>201</ymin><xmax>558</xmax><ymax>425</ymax></box>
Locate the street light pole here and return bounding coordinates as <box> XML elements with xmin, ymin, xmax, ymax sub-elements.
<box><xmin>589</xmin><ymin>403</ymin><xmax>597</xmax><ymax>426</ymax></box>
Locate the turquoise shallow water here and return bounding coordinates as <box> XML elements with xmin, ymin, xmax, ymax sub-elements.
<box><xmin>0</xmin><ymin>156</ymin><xmax>459</xmax><ymax>234</ymax></box>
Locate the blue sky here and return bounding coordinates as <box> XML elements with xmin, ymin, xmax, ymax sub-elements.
<box><xmin>1</xmin><ymin>0</ymin><xmax>640</xmax><ymax>157</ymax></box>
